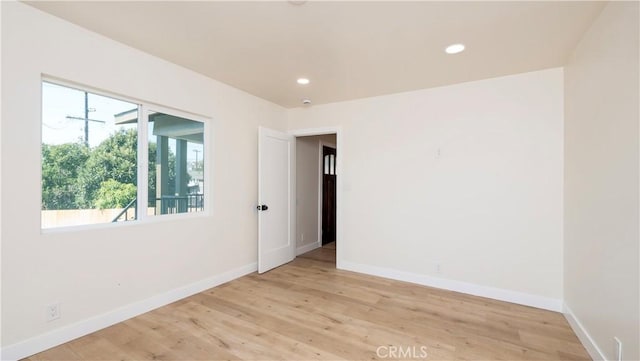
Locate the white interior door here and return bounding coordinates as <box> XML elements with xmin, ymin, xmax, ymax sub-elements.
<box><xmin>258</xmin><ymin>127</ymin><xmax>295</xmax><ymax>273</ymax></box>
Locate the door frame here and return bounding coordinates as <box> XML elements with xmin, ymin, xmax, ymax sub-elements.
<box><xmin>317</xmin><ymin>141</ymin><xmax>336</xmax><ymax>248</ymax></box>
<box><xmin>290</xmin><ymin>126</ymin><xmax>343</xmax><ymax>268</ymax></box>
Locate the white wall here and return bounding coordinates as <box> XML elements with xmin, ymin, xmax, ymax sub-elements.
<box><xmin>295</xmin><ymin>134</ymin><xmax>336</xmax><ymax>253</ymax></box>
<box><xmin>289</xmin><ymin>68</ymin><xmax>565</xmax><ymax>308</ymax></box>
<box><xmin>0</xmin><ymin>1</ymin><xmax>4</xmax><ymax>351</ymax></box>
<box><xmin>1</xmin><ymin>2</ymin><xmax>286</xmax><ymax>356</ymax></box>
<box><xmin>564</xmin><ymin>2</ymin><xmax>640</xmax><ymax>361</ymax></box>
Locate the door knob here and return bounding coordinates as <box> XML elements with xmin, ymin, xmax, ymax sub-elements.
<box><xmin>257</xmin><ymin>205</ymin><xmax>268</xmax><ymax>211</ymax></box>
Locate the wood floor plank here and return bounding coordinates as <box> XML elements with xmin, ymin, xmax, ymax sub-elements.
<box><xmin>25</xmin><ymin>247</ymin><xmax>590</xmax><ymax>361</ymax></box>
<box><xmin>27</xmin><ymin>344</ymin><xmax>83</xmax><ymax>361</ymax></box>
<box><xmin>189</xmin><ymin>298</ymin><xmax>342</xmax><ymax>360</ymax></box>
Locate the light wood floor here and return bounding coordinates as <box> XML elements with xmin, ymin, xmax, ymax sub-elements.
<box><xmin>26</xmin><ymin>247</ymin><xmax>589</xmax><ymax>361</ymax></box>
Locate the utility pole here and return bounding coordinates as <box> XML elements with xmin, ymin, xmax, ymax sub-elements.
<box><xmin>84</xmin><ymin>92</ymin><xmax>89</xmax><ymax>146</ymax></box>
<box><xmin>67</xmin><ymin>93</ymin><xmax>103</xmax><ymax>146</ymax></box>
<box><xmin>193</xmin><ymin>149</ymin><xmax>200</xmax><ymax>170</ymax></box>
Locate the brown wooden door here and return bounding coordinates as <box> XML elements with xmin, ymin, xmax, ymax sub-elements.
<box><xmin>322</xmin><ymin>146</ymin><xmax>337</xmax><ymax>245</ymax></box>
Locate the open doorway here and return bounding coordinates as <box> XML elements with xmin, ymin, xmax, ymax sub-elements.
<box><xmin>294</xmin><ymin>133</ymin><xmax>337</xmax><ymax>265</ymax></box>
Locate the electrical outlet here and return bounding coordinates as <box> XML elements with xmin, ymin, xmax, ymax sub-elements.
<box><xmin>435</xmin><ymin>263</ymin><xmax>442</xmax><ymax>274</ymax></box>
<box><xmin>301</xmin><ymin>233</ymin><xmax>304</xmax><ymax>242</ymax></box>
<box><xmin>614</xmin><ymin>337</ymin><xmax>622</xmax><ymax>361</ymax></box>
<box><xmin>46</xmin><ymin>303</ymin><xmax>61</xmax><ymax>322</ymax></box>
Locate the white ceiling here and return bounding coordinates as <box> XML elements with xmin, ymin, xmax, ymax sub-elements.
<box><xmin>26</xmin><ymin>1</ymin><xmax>605</xmax><ymax>108</ymax></box>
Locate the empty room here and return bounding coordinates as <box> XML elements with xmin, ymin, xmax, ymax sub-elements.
<box><xmin>1</xmin><ymin>1</ymin><xmax>638</xmax><ymax>361</ymax></box>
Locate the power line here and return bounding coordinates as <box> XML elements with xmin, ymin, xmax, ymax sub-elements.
<box><xmin>65</xmin><ymin>116</ymin><xmax>105</xmax><ymax>124</ymax></box>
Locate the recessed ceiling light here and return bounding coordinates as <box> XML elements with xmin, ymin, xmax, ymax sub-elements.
<box><xmin>445</xmin><ymin>43</ymin><xmax>465</xmax><ymax>54</ymax></box>
<box><xmin>297</xmin><ymin>78</ymin><xmax>310</xmax><ymax>85</ymax></box>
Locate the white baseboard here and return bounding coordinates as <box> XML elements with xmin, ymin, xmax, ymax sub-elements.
<box><xmin>296</xmin><ymin>241</ymin><xmax>321</xmax><ymax>255</ymax></box>
<box><xmin>563</xmin><ymin>303</ymin><xmax>605</xmax><ymax>361</ymax></box>
<box><xmin>339</xmin><ymin>261</ymin><xmax>563</xmax><ymax>312</ymax></box>
<box><xmin>0</xmin><ymin>263</ymin><xmax>257</xmax><ymax>361</ymax></box>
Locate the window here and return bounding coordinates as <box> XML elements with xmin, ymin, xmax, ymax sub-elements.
<box><xmin>324</xmin><ymin>154</ymin><xmax>336</xmax><ymax>175</ymax></box>
<box><xmin>41</xmin><ymin>81</ymin><xmax>207</xmax><ymax>229</ymax></box>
